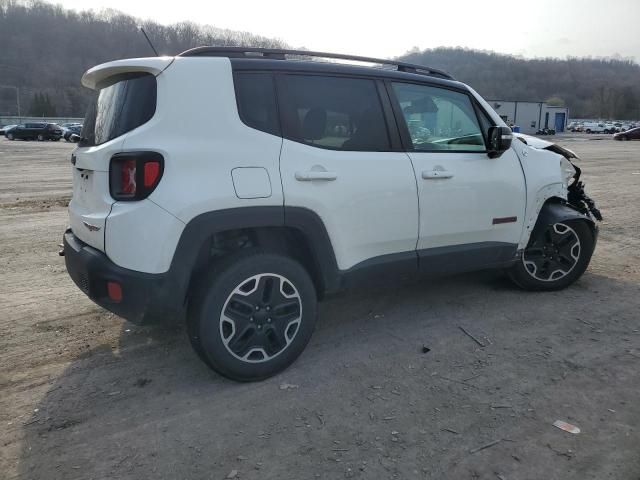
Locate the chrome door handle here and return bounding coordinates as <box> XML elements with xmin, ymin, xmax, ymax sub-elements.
<box><xmin>295</xmin><ymin>171</ymin><xmax>338</xmax><ymax>181</ymax></box>
<box><xmin>422</xmin><ymin>170</ymin><xmax>453</xmax><ymax>179</ymax></box>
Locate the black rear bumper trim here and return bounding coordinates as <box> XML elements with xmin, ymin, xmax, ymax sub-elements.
<box><xmin>63</xmin><ymin>229</ymin><xmax>184</xmax><ymax>324</ymax></box>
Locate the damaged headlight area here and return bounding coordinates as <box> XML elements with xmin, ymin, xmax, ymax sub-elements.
<box><xmin>545</xmin><ymin>144</ymin><xmax>603</xmax><ymax>221</ymax></box>
<box><xmin>566</xmin><ymin>162</ymin><xmax>603</xmax><ymax>221</ymax></box>
<box><xmin>517</xmin><ymin>134</ymin><xmax>603</xmax><ymax>222</ymax></box>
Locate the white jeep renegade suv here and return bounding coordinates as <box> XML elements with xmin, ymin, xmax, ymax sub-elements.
<box><xmin>63</xmin><ymin>47</ymin><xmax>601</xmax><ymax>381</ymax></box>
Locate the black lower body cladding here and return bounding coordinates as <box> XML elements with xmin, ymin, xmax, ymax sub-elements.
<box><xmin>63</xmin><ymin>229</ymin><xmax>184</xmax><ymax>324</ymax></box>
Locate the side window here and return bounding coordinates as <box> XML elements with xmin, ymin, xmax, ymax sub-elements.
<box><xmin>391</xmin><ymin>83</ymin><xmax>486</xmax><ymax>152</ymax></box>
<box><xmin>234</xmin><ymin>72</ymin><xmax>280</xmax><ymax>136</ymax></box>
<box><xmin>278</xmin><ymin>75</ymin><xmax>390</xmax><ymax>151</ymax></box>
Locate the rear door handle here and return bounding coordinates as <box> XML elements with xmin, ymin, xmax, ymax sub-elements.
<box><xmin>295</xmin><ymin>171</ymin><xmax>338</xmax><ymax>181</ymax></box>
<box><xmin>422</xmin><ymin>170</ymin><xmax>453</xmax><ymax>179</ymax></box>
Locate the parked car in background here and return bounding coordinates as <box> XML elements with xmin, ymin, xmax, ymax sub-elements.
<box><xmin>0</xmin><ymin>124</ymin><xmax>18</xmax><ymax>137</ymax></box>
<box><xmin>614</xmin><ymin>127</ymin><xmax>640</xmax><ymax>141</ymax></box>
<box><xmin>582</xmin><ymin>122</ymin><xmax>606</xmax><ymax>134</ymax></box>
<box><xmin>60</xmin><ymin>122</ymin><xmax>82</xmax><ymax>136</ymax></box>
<box><xmin>603</xmin><ymin>123</ymin><xmax>619</xmax><ymax>134</ymax></box>
<box><xmin>63</xmin><ymin>124</ymin><xmax>82</xmax><ymax>141</ymax></box>
<box><xmin>568</xmin><ymin>122</ymin><xmax>583</xmax><ymax>132</ymax></box>
<box><xmin>5</xmin><ymin>122</ymin><xmax>63</xmax><ymax>141</ymax></box>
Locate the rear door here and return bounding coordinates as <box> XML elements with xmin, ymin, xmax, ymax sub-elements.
<box><xmin>69</xmin><ymin>72</ymin><xmax>157</xmax><ymax>251</ymax></box>
<box><xmin>387</xmin><ymin>81</ymin><xmax>526</xmax><ymax>273</ymax></box>
<box><xmin>276</xmin><ymin>73</ymin><xmax>419</xmax><ymax>272</ymax></box>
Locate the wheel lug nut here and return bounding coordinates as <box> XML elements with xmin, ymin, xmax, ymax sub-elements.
<box><xmin>255</xmin><ymin>305</ymin><xmax>260</xmax><ymax>311</ymax></box>
<box><xmin>266</xmin><ymin>306</ymin><xmax>271</xmax><ymax>311</ymax></box>
<box><xmin>267</xmin><ymin>318</ymin><xmax>272</xmax><ymax>323</ymax></box>
<box><xmin>257</xmin><ymin>325</ymin><xmax>262</xmax><ymax>330</ymax></box>
<box><xmin>250</xmin><ymin>317</ymin><xmax>254</xmax><ymax>322</ymax></box>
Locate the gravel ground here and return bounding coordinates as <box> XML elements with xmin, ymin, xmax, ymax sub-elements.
<box><xmin>1</xmin><ymin>134</ymin><xmax>639</xmax><ymax>480</ymax></box>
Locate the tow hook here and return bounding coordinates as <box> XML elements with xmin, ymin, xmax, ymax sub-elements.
<box><xmin>58</xmin><ymin>243</ymin><xmax>65</xmax><ymax>256</ymax></box>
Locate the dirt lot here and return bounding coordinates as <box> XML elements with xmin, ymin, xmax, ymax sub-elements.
<box><xmin>1</xmin><ymin>135</ymin><xmax>639</xmax><ymax>480</ymax></box>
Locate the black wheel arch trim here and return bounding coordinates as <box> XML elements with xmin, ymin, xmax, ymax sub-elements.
<box><xmin>532</xmin><ymin>201</ymin><xmax>598</xmax><ymax>246</ymax></box>
<box><xmin>167</xmin><ymin>206</ymin><xmax>341</xmax><ymax>307</ymax></box>
<box><xmin>535</xmin><ymin>201</ymin><xmax>596</xmax><ymax>231</ymax></box>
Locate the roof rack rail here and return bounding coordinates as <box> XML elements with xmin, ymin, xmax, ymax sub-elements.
<box><xmin>177</xmin><ymin>46</ymin><xmax>454</xmax><ymax>80</ymax></box>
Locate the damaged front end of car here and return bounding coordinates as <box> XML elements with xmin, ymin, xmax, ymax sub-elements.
<box><xmin>516</xmin><ymin>134</ymin><xmax>603</xmax><ymax>222</ymax></box>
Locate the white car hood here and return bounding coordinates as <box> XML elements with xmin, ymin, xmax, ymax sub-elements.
<box><xmin>513</xmin><ymin>133</ymin><xmax>578</xmax><ymax>159</ymax></box>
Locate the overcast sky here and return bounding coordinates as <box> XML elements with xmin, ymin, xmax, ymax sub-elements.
<box><xmin>56</xmin><ymin>0</ymin><xmax>639</xmax><ymax>61</ymax></box>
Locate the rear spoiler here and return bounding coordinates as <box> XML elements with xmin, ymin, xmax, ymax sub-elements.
<box><xmin>81</xmin><ymin>57</ymin><xmax>175</xmax><ymax>90</ymax></box>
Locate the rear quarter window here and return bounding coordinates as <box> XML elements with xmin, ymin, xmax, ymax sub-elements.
<box><xmin>234</xmin><ymin>72</ymin><xmax>280</xmax><ymax>136</ymax></box>
<box><xmin>81</xmin><ymin>72</ymin><xmax>156</xmax><ymax>146</ymax></box>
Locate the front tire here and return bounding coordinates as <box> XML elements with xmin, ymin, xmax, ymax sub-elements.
<box><xmin>37</xmin><ymin>134</ymin><xmax>44</xmax><ymax>141</ymax></box>
<box><xmin>7</xmin><ymin>133</ymin><xmax>14</xmax><ymax>140</ymax></box>
<box><xmin>188</xmin><ymin>250</ymin><xmax>317</xmax><ymax>381</ymax></box>
<box><xmin>509</xmin><ymin>220</ymin><xmax>595</xmax><ymax>291</ymax></box>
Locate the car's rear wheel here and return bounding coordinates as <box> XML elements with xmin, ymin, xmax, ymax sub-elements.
<box><xmin>188</xmin><ymin>250</ymin><xmax>317</xmax><ymax>381</ymax></box>
<box><xmin>508</xmin><ymin>220</ymin><xmax>595</xmax><ymax>291</ymax></box>
<box><xmin>623</xmin><ymin>136</ymin><xmax>630</xmax><ymax>141</ymax></box>
<box><xmin>37</xmin><ymin>134</ymin><xmax>44</xmax><ymax>141</ymax></box>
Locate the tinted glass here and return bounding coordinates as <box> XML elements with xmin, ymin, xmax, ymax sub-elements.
<box><xmin>279</xmin><ymin>75</ymin><xmax>389</xmax><ymax>151</ymax></box>
<box><xmin>81</xmin><ymin>73</ymin><xmax>156</xmax><ymax>146</ymax></box>
<box><xmin>235</xmin><ymin>73</ymin><xmax>280</xmax><ymax>136</ymax></box>
<box><xmin>392</xmin><ymin>83</ymin><xmax>485</xmax><ymax>151</ymax></box>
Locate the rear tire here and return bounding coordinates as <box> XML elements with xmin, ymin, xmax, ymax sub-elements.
<box><xmin>508</xmin><ymin>220</ymin><xmax>595</xmax><ymax>291</ymax></box>
<box><xmin>37</xmin><ymin>134</ymin><xmax>44</xmax><ymax>141</ymax></box>
<box><xmin>188</xmin><ymin>250</ymin><xmax>317</xmax><ymax>381</ymax></box>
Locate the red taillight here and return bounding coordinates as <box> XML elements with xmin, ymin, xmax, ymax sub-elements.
<box><xmin>143</xmin><ymin>161</ymin><xmax>161</xmax><ymax>188</ymax></box>
<box><xmin>109</xmin><ymin>152</ymin><xmax>164</xmax><ymax>201</ymax></box>
<box><xmin>107</xmin><ymin>281</ymin><xmax>122</xmax><ymax>303</ymax></box>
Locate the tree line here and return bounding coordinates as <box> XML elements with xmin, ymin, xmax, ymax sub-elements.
<box><xmin>1</xmin><ymin>0</ymin><xmax>638</xmax><ymax>119</ymax></box>
<box><xmin>0</xmin><ymin>0</ymin><xmax>285</xmax><ymax>117</ymax></box>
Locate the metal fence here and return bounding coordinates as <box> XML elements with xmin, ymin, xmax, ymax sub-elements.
<box><xmin>0</xmin><ymin>116</ymin><xmax>84</xmax><ymax>127</ymax></box>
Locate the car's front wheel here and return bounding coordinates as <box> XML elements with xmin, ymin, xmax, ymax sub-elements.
<box><xmin>37</xmin><ymin>134</ymin><xmax>44</xmax><ymax>141</ymax></box>
<box><xmin>188</xmin><ymin>250</ymin><xmax>317</xmax><ymax>381</ymax></box>
<box><xmin>508</xmin><ymin>220</ymin><xmax>595</xmax><ymax>291</ymax></box>
<box><xmin>7</xmin><ymin>133</ymin><xmax>14</xmax><ymax>140</ymax></box>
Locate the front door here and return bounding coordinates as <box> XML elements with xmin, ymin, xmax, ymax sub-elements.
<box><xmin>276</xmin><ymin>74</ymin><xmax>419</xmax><ymax>272</ymax></box>
<box><xmin>387</xmin><ymin>81</ymin><xmax>526</xmax><ymax>273</ymax></box>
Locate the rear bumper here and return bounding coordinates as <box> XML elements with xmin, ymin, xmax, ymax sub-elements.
<box><xmin>63</xmin><ymin>229</ymin><xmax>184</xmax><ymax>324</ymax></box>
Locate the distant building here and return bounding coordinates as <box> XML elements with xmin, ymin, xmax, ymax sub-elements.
<box><xmin>487</xmin><ymin>100</ymin><xmax>569</xmax><ymax>134</ymax></box>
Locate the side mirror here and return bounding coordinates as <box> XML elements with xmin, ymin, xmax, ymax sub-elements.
<box><xmin>69</xmin><ymin>133</ymin><xmax>81</xmax><ymax>143</ymax></box>
<box><xmin>487</xmin><ymin>126</ymin><xmax>513</xmax><ymax>158</ymax></box>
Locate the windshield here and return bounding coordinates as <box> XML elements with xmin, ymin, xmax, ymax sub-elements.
<box><xmin>81</xmin><ymin>72</ymin><xmax>156</xmax><ymax>146</ymax></box>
